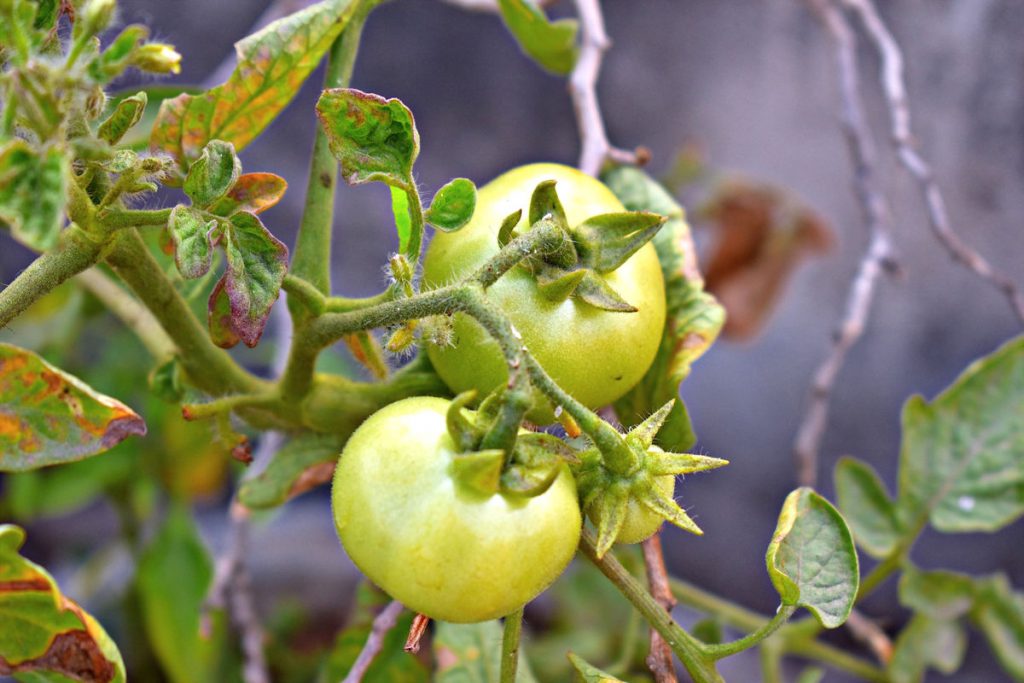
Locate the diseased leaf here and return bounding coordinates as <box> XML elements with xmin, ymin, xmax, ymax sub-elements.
<box><xmin>426</xmin><ymin>178</ymin><xmax>476</xmax><ymax>232</ymax></box>
<box><xmin>222</xmin><ymin>211</ymin><xmax>289</xmax><ymax>347</ymax></box>
<box><xmin>897</xmin><ymin>336</ymin><xmax>1024</xmax><ymax>534</ymax></box>
<box><xmin>834</xmin><ymin>456</ymin><xmax>902</xmax><ymax>558</ymax></box>
<box><xmin>434</xmin><ymin>621</ymin><xmax>538</xmax><ymax>683</ymax></box>
<box><xmin>765</xmin><ymin>488</ymin><xmax>858</xmax><ymax>629</ymax></box>
<box><xmin>0</xmin><ymin>525</ymin><xmax>126</xmax><ymax>683</ymax></box>
<box><xmin>496</xmin><ymin>0</ymin><xmax>578</xmax><ymax>75</ymax></box>
<box><xmin>150</xmin><ymin>0</ymin><xmax>365</xmax><ymax>162</ymax></box>
<box><xmin>209</xmin><ymin>172</ymin><xmax>287</xmax><ymax>216</ymax></box>
<box><xmin>971</xmin><ymin>574</ymin><xmax>1024</xmax><ymax>680</ymax></box>
<box><xmin>318</xmin><ymin>581</ymin><xmax>428</xmax><ymax>683</ymax></box>
<box><xmin>605</xmin><ymin>166</ymin><xmax>724</xmax><ymax>451</ymax></box>
<box><xmin>183</xmin><ymin>140</ymin><xmax>241</xmax><ymax>208</ymax></box>
<box><xmin>899</xmin><ymin>566</ymin><xmax>976</xmax><ymax>621</ymax></box>
<box><xmin>0</xmin><ymin>343</ymin><xmax>146</xmax><ymax>471</ymax></box>
<box><xmin>168</xmin><ymin>205</ymin><xmax>217</xmax><ymax>279</ymax></box>
<box><xmin>0</xmin><ymin>140</ymin><xmax>67</xmax><ymax>251</ymax></box>
<box><xmin>238</xmin><ymin>433</ymin><xmax>345</xmax><ymax>509</ymax></box>
<box><xmin>567</xmin><ymin>652</ymin><xmax>625</xmax><ymax>682</ymax></box>
<box><xmin>98</xmin><ymin>91</ymin><xmax>148</xmax><ymax>144</ymax></box>
<box><xmin>207</xmin><ymin>276</ymin><xmax>240</xmax><ymax>349</ymax></box>
<box><xmin>109</xmin><ymin>85</ymin><xmax>202</xmax><ymax>152</ymax></box>
<box><xmin>316</xmin><ymin>88</ymin><xmax>419</xmax><ymax>189</ymax></box>
<box><xmin>888</xmin><ymin>614</ymin><xmax>966</xmax><ymax>683</ymax></box>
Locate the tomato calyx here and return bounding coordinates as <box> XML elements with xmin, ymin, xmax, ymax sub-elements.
<box><xmin>445</xmin><ymin>390</ymin><xmax>579</xmax><ymax>498</ymax></box>
<box><xmin>574</xmin><ymin>400</ymin><xmax>729</xmax><ymax>557</ymax></box>
<box><xmin>498</xmin><ymin>179</ymin><xmax>667</xmax><ymax>312</ymax></box>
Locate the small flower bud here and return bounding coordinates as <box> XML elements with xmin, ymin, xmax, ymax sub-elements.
<box><xmin>389</xmin><ymin>254</ymin><xmax>414</xmax><ymax>286</ymax></box>
<box><xmin>82</xmin><ymin>0</ymin><xmax>116</xmax><ymax>36</ymax></box>
<box><xmin>386</xmin><ymin>323</ymin><xmax>417</xmax><ymax>354</ymax></box>
<box><xmin>132</xmin><ymin>43</ymin><xmax>182</xmax><ymax>75</ymax></box>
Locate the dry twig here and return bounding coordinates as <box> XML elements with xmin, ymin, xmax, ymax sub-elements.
<box><xmin>642</xmin><ymin>533</ymin><xmax>679</xmax><ymax>683</ymax></box>
<box><xmin>793</xmin><ymin>0</ymin><xmax>898</xmax><ymax>488</ymax></box>
<box><xmin>341</xmin><ymin>600</ymin><xmax>405</xmax><ymax>683</ymax></box>
<box><xmin>842</xmin><ymin>0</ymin><xmax>1024</xmax><ymax>324</ymax></box>
<box><xmin>404</xmin><ymin>613</ymin><xmax>430</xmax><ymax>653</ymax></box>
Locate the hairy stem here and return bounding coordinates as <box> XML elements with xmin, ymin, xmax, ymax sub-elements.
<box><xmin>499</xmin><ymin>608</ymin><xmax>524</xmax><ymax>683</ymax></box>
<box><xmin>703</xmin><ymin>605</ymin><xmax>795</xmax><ymax>659</ymax></box>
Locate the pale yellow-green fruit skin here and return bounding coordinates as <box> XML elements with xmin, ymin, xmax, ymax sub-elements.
<box><xmin>423</xmin><ymin>163</ymin><xmax>666</xmax><ymax>423</ymax></box>
<box><xmin>331</xmin><ymin>397</ymin><xmax>582</xmax><ymax>623</ymax></box>
<box><xmin>589</xmin><ymin>473</ymin><xmax>677</xmax><ymax>545</ymax></box>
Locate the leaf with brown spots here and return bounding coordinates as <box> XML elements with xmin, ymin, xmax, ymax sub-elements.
<box><xmin>150</xmin><ymin>0</ymin><xmax>366</xmax><ymax>164</ymax></box>
<box><xmin>209</xmin><ymin>172</ymin><xmax>288</xmax><ymax>216</ymax></box>
<box><xmin>0</xmin><ymin>344</ymin><xmax>146</xmax><ymax>471</ymax></box>
<box><xmin>0</xmin><ymin>525</ymin><xmax>126</xmax><ymax>683</ymax></box>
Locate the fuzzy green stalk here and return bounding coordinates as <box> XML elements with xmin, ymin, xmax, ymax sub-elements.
<box><xmin>499</xmin><ymin>607</ymin><xmax>524</xmax><ymax>683</ymax></box>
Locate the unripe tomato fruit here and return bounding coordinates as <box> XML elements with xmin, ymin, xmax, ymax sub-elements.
<box><xmin>331</xmin><ymin>396</ymin><xmax>583</xmax><ymax>623</ymax></box>
<box><xmin>423</xmin><ymin>163</ymin><xmax>666</xmax><ymax>423</ymax></box>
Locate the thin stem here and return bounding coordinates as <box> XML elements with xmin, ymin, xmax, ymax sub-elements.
<box><xmin>99</xmin><ymin>208</ymin><xmax>173</xmax><ymax>229</ymax></box>
<box><xmin>76</xmin><ymin>269</ymin><xmax>175</xmax><ymax>358</ymax></box>
<box><xmin>182</xmin><ymin>393</ymin><xmax>277</xmax><ymax>421</ymax></box>
<box><xmin>281</xmin><ymin>274</ymin><xmax>327</xmax><ymax>316</ymax></box>
<box><xmin>579</xmin><ymin>531</ymin><xmax>723</xmax><ymax>683</ymax></box>
<box><xmin>856</xmin><ymin>548</ymin><xmax>904</xmax><ymax>603</ymax></box>
<box><xmin>342</xmin><ymin>601</ymin><xmax>405</xmax><ymax>683</ymax></box>
<box><xmin>0</xmin><ymin>227</ymin><xmax>104</xmax><ymax>329</ymax></box>
<box><xmin>499</xmin><ymin>608</ymin><xmax>524</xmax><ymax>683</ymax></box>
<box><xmin>289</xmin><ymin>12</ymin><xmax>368</xmax><ymax>309</ymax></box>
<box><xmin>704</xmin><ymin>605</ymin><xmax>795</xmax><ymax>660</ymax></box>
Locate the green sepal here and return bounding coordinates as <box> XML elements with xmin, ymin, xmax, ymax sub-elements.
<box><xmin>574</xmin><ymin>270</ymin><xmax>637</xmax><ymax>312</ymax></box>
<box><xmin>517</xmin><ymin>431</ymin><xmax>580</xmax><ymax>466</ymax></box>
<box><xmin>535</xmin><ymin>266</ymin><xmax>586</xmax><ymax>303</ymax></box>
<box><xmin>497</xmin><ymin>209</ymin><xmax>523</xmax><ymax>247</ymax></box>
<box><xmin>529</xmin><ymin>178</ymin><xmax>567</xmax><ymax>228</ymax></box>
<box><xmin>446</xmin><ymin>390</ymin><xmax>480</xmax><ymax>451</ymax></box>
<box><xmin>638</xmin><ymin>485</ymin><xmax>702</xmax><ymax>536</ymax></box>
<box><xmin>647</xmin><ymin>450</ymin><xmax>728</xmax><ymax>476</ymax></box>
<box><xmin>573</xmin><ymin>211</ymin><xmax>666</xmax><ymax>273</ymax></box>
<box><xmin>451</xmin><ymin>449</ymin><xmax>506</xmax><ymax>496</ymax></box>
<box><xmin>98</xmin><ymin>91</ymin><xmax>148</xmax><ymax>144</ymax></box>
<box><xmin>625</xmin><ymin>400</ymin><xmax>674</xmax><ymax>449</ymax></box>
<box><xmin>592</xmin><ymin>487</ymin><xmax>629</xmax><ymax>558</ymax></box>
<box><xmin>501</xmin><ymin>432</ymin><xmax>578</xmax><ymax>498</ymax></box>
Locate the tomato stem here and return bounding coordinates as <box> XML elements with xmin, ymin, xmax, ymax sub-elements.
<box><xmin>499</xmin><ymin>607</ymin><xmax>524</xmax><ymax>683</ymax></box>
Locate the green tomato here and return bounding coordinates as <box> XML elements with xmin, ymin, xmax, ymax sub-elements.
<box><xmin>331</xmin><ymin>396</ymin><xmax>582</xmax><ymax>623</ymax></box>
<box><xmin>423</xmin><ymin>163</ymin><xmax>666</xmax><ymax>423</ymax></box>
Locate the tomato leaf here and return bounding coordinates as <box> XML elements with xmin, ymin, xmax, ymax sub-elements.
<box><xmin>605</xmin><ymin>166</ymin><xmax>724</xmax><ymax>451</ymax></box>
<box><xmin>0</xmin><ymin>524</ymin><xmax>126</xmax><ymax>682</ymax></box>
<box><xmin>238</xmin><ymin>433</ymin><xmax>345</xmax><ymax>509</ymax></box>
<box><xmin>898</xmin><ymin>566</ymin><xmax>976</xmax><ymax>621</ymax></box>
<box><xmin>496</xmin><ymin>0</ymin><xmax>578</xmax><ymax>76</ymax></box>
<box><xmin>316</xmin><ymin>88</ymin><xmax>419</xmax><ymax>189</ymax></box>
<box><xmin>897</xmin><ymin>335</ymin><xmax>1024</xmax><ymax>534</ymax></box>
<box><xmin>0</xmin><ymin>343</ymin><xmax>146</xmax><ymax>471</ymax></box>
<box><xmin>971</xmin><ymin>574</ymin><xmax>1024</xmax><ymax>680</ymax></box>
<box><xmin>833</xmin><ymin>456</ymin><xmax>902</xmax><ymax>559</ymax></box>
<box><xmin>222</xmin><ymin>211</ymin><xmax>289</xmax><ymax>347</ymax></box>
<box><xmin>888</xmin><ymin>614</ymin><xmax>966</xmax><ymax>683</ymax></box>
<box><xmin>150</xmin><ymin>0</ymin><xmax>366</xmax><ymax>163</ymax></box>
<box><xmin>207</xmin><ymin>276</ymin><xmax>241</xmax><ymax>349</ymax></box>
<box><xmin>97</xmin><ymin>91</ymin><xmax>148</xmax><ymax>144</ymax></box>
<box><xmin>169</xmin><ymin>205</ymin><xmax>217</xmax><ymax>279</ymax></box>
<box><xmin>434</xmin><ymin>620</ymin><xmax>538</xmax><ymax>683</ymax></box>
<box><xmin>209</xmin><ymin>172</ymin><xmax>288</xmax><ymax>216</ymax></box>
<box><xmin>426</xmin><ymin>177</ymin><xmax>477</xmax><ymax>232</ymax></box>
<box><xmin>0</xmin><ymin>140</ymin><xmax>67</xmax><ymax>251</ymax></box>
<box><xmin>183</xmin><ymin>140</ymin><xmax>241</xmax><ymax>209</ymax></box>
<box><xmin>765</xmin><ymin>488</ymin><xmax>858</xmax><ymax>629</ymax></box>
<box><xmin>567</xmin><ymin>652</ymin><xmax>625</xmax><ymax>682</ymax></box>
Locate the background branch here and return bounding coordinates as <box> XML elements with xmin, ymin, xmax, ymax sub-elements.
<box><xmin>642</xmin><ymin>534</ymin><xmax>679</xmax><ymax>683</ymax></box>
<box><xmin>341</xmin><ymin>600</ymin><xmax>405</xmax><ymax>683</ymax></box>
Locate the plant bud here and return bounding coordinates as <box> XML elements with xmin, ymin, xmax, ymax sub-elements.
<box><xmin>386</xmin><ymin>323</ymin><xmax>417</xmax><ymax>354</ymax></box>
<box><xmin>82</xmin><ymin>0</ymin><xmax>116</xmax><ymax>36</ymax></box>
<box><xmin>132</xmin><ymin>43</ymin><xmax>182</xmax><ymax>74</ymax></box>
<box><xmin>389</xmin><ymin>253</ymin><xmax>414</xmax><ymax>286</ymax></box>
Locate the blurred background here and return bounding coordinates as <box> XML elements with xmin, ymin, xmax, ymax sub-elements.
<box><xmin>2</xmin><ymin>0</ymin><xmax>1022</xmax><ymax>680</ymax></box>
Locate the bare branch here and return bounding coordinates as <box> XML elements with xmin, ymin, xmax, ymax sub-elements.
<box><xmin>568</xmin><ymin>0</ymin><xmax>645</xmax><ymax>175</ymax></box>
<box><xmin>846</xmin><ymin>610</ymin><xmax>894</xmax><ymax>665</ymax></box>
<box><xmin>642</xmin><ymin>533</ymin><xmax>678</xmax><ymax>683</ymax></box>
<box><xmin>794</xmin><ymin>0</ymin><xmax>898</xmax><ymax>488</ymax></box>
<box><xmin>841</xmin><ymin>0</ymin><xmax>1024</xmax><ymax>324</ymax></box>
<box><xmin>341</xmin><ymin>600</ymin><xmax>405</xmax><ymax>683</ymax></box>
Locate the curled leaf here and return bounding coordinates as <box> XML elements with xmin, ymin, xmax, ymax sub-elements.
<box><xmin>426</xmin><ymin>177</ymin><xmax>477</xmax><ymax>232</ymax></box>
<box><xmin>222</xmin><ymin>211</ymin><xmax>289</xmax><ymax>347</ymax></box>
<box><xmin>209</xmin><ymin>172</ymin><xmax>287</xmax><ymax>216</ymax></box>
<box><xmin>183</xmin><ymin>140</ymin><xmax>241</xmax><ymax>208</ymax></box>
<box><xmin>98</xmin><ymin>91</ymin><xmax>147</xmax><ymax>144</ymax></box>
<box><xmin>168</xmin><ymin>205</ymin><xmax>217</xmax><ymax>279</ymax></box>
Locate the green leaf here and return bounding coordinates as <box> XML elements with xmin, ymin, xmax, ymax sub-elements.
<box><xmin>606</xmin><ymin>166</ymin><xmax>725</xmax><ymax>451</ymax></box>
<box><xmin>496</xmin><ymin>0</ymin><xmax>578</xmax><ymax>75</ymax></box>
<box><xmin>898</xmin><ymin>566</ymin><xmax>976</xmax><ymax>620</ymax></box>
<box><xmin>390</xmin><ymin>185</ymin><xmax>412</xmax><ymax>253</ymax></box>
<box><xmin>0</xmin><ymin>343</ymin><xmax>146</xmax><ymax>471</ymax></box>
<box><xmin>567</xmin><ymin>652</ymin><xmax>625</xmax><ymax>682</ymax></box>
<box><xmin>222</xmin><ymin>211</ymin><xmax>289</xmax><ymax>347</ymax></box>
<box><xmin>207</xmin><ymin>276</ymin><xmax>240</xmax><ymax>349</ymax></box>
<box><xmin>318</xmin><ymin>581</ymin><xmax>428</xmax><ymax>683</ymax></box>
<box><xmin>434</xmin><ymin>620</ymin><xmax>538</xmax><ymax>683</ymax></box>
<box><xmin>108</xmin><ymin>85</ymin><xmax>202</xmax><ymax>152</ymax></box>
<box><xmin>137</xmin><ymin>505</ymin><xmax>222</xmax><ymax>683</ymax></box>
<box><xmin>316</xmin><ymin>88</ymin><xmax>419</xmax><ymax>189</ymax></box>
<box><xmin>209</xmin><ymin>172</ymin><xmax>288</xmax><ymax>216</ymax></box>
<box><xmin>834</xmin><ymin>456</ymin><xmax>901</xmax><ymax>558</ymax></box>
<box><xmin>426</xmin><ymin>178</ymin><xmax>477</xmax><ymax>232</ymax></box>
<box><xmin>168</xmin><ymin>205</ymin><xmax>217</xmax><ymax>279</ymax></box>
<box><xmin>897</xmin><ymin>336</ymin><xmax>1024</xmax><ymax>534</ymax></box>
<box><xmin>97</xmin><ymin>91</ymin><xmax>147</xmax><ymax>144</ymax></box>
<box><xmin>888</xmin><ymin>614</ymin><xmax>966</xmax><ymax>683</ymax></box>
<box><xmin>0</xmin><ymin>140</ymin><xmax>67</xmax><ymax>251</ymax></box>
<box><xmin>765</xmin><ymin>487</ymin><xmax>859</xmax><ymax>629</ymax></box>
<box><xmin>150</xmin><ymin>0</ymin><xmax>365</xmax><ymax>162</ymax></box>
<box><xmin>796</xmin><ymin>667</ymin><xmax>825</xmax><ymax>683</ymax></box>
<box><xmin>184</xmin><ymin>140</ymin><xmax>241</xmax><ymax>208</ymax></box>
<box><xmin>0</xmin><ymin>524</ymin><xmax>126</xmax><ymax>683</ymax></box>
<box><xmin>971</xmin><ymin>574</ymin><xmax>1024</xmax><ymax>680</ymax></box>
<box><xmin>238</xmin><ymin>433</ymin><xmax>345</xmax><ymax>509</ymax></box>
